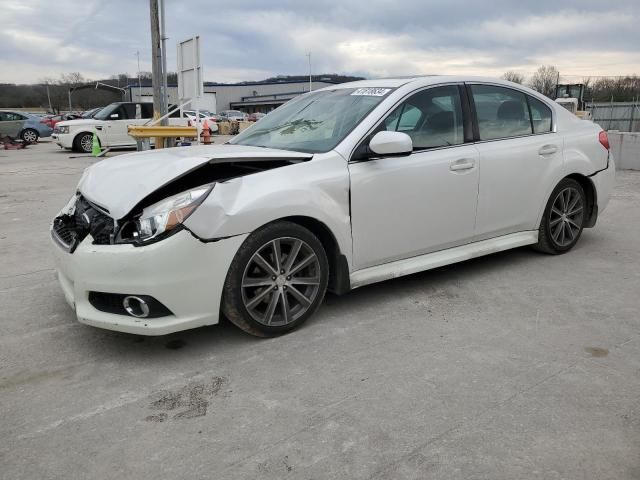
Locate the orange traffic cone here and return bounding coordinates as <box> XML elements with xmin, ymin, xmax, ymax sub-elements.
<box><xmin>202</xmin><ymin>119</ymin><xmax>211</xmax><ymax>145</ymax></box>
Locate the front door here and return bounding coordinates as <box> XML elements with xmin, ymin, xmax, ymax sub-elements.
<box><xmin>0</xmin><ymin>112</ymin><xmax>26</xmax><ymax>138</ymax></box>
<box><xmin>349</xmin><ymin>85</ymin><xmax>480</xmax><ymax>270</ymax></box>
<box><xmin>103</xmin><ymin>103</ymin><xmax>146</xmax><ymax>146</ymax></box>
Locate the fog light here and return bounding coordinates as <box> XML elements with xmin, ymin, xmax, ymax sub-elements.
<box><xmin>123</xmin><ymin>296</ymin><xmax>150</xmax><ymax>318</ymax></box>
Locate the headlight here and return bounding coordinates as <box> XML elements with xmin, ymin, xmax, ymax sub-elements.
<box><xmin>60</xmin><ymin>192</ymin><xmax>78</xmax><ymax>215</ymax></box>
<box><xmin>57</xmin><ymin>126</ymin><xmax>69</xmax><ymax>134</ymax></box>
<box><xmin>136</xmin><ymin>184</ymin><xmax>213</xmax><ymax>242</ymax></box>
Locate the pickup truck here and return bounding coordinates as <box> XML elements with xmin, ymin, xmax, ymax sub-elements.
<box><xmin>52</xmin><ymin>102</ymin><xmax>212</xmax><ymax>153</ymax></box>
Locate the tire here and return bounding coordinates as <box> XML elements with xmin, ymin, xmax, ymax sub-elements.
<box><xmin>222</xmin><ymin>221</ymin><xmax>329</xmax><ymax>337</ymax></box>
<box><xmin>73</xmin><ymin>132</ymin><xmax>94</xmax><ymax>153</ymax></box>
<box><xmin>534</xmin><ymin>178</ymin><xmax>586</xmax><ymax>254</ymax></box>
<box><xmin>21</xmin><ymin>128</ymin><xmax>38</xmax><ymax>143</ymax></box>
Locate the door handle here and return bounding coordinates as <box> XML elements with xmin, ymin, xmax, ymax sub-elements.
<box><xmin>450</xmin><ymin>159</ymin><xmax>475</xmax><ymax>171</ymax></box>
<box><xmin>538</xmin><ymin>144</ymin><xmax>558</xmax><ymax>156</ymax></box>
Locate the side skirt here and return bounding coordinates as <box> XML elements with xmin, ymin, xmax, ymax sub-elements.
<box><xmin>349</xmin><ymin>231</ymin><xmax>539</xmax><ymax>289</ymax></box>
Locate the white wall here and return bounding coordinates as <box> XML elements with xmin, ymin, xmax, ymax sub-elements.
<box><xmin>609</xmin><ymin>131</ymin><xmax>640</xmax><ymax>170</ymax></box>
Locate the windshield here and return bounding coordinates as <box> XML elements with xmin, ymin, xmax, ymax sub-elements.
<box><xmin>93</xmin><ymin>104</ymin><xmax>118</xmax><ymax>120</ymax></box>
<box><xmin>230</xmin><ymin>88</ymin><xmax>392</xmax><ymax>153</ymax></box>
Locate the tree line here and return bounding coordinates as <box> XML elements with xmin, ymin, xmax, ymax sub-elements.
<box><xmin>502</xmin><ymin>66</ymin><xmax>640</xmax><ymax>102</ymax></box>
<box><xmin>0</xmin><ymin>72</ymin><xmax>178</xmax><ymax>112</ymax></box>
<box><xmin>2</xmin><ymin>68</ymin><xmax>638</xmax><ymax>111</ymax></box>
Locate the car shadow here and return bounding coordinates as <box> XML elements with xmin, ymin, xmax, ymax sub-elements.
<box><xmin>73</xmin><ymin>231</ymin><xmax>608</xmax><ymax>359</ymax></box>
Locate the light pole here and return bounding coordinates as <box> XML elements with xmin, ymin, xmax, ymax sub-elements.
<box><xmin>306</xmin><ymin>52</ymin><xmax>312</xmax><ymax>92</ymax></box>
<box><xmin>135</xmin><ymin>51</ymin><xmax>141</xmax><ymax>101</ymax></box>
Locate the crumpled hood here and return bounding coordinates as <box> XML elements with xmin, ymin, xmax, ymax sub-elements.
<box><xmin>78</xmin><ymin>144</ymin><xmax>312</xmax><ymax>219</ymax></box>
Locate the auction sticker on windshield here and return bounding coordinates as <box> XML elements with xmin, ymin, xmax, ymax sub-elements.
<box><xmin>351</xmin><ymin>88</ymin><xmax>392</xmax><ymax>96</ymax></box>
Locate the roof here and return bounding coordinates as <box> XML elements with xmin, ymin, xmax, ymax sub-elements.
<box><xmin>316</xmin><ymin>75</ymin><xmax>543</xmax><ymax>92</ymax></box>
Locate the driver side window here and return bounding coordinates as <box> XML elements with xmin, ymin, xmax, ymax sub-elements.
<box><xmin>383</xmin><ymin>85</ymin><xmax>464</xmax><ymax>149</ymax></box>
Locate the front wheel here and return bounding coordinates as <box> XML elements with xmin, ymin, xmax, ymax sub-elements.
<box><xmin>21</xmin><ymin>128</ymin><xmax>39</xmax><ymax>143</ymax></box>
<box><xmin>73</xmin><ymin>132</ymin><xmax>94</xmax><ymax>153</ymax></box>
<box><xmin>534</xmin><ymin>178</ymin><xmax>586</xmax><ymax>254</ymax></box>
<box><xmin>222</xmin><ymin>221</ymin><xmax>329</xmax><ymax>337</ymax></box>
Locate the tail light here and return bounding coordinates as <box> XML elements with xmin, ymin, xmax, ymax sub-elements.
<box><xmin>599</xmin><ymin>131</ymin><xmax>610</xmax><ymax>151</ymax></box>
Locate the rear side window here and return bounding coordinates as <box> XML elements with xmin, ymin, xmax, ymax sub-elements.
<box><xmin>528</xmin><ymin>96</ymin><xmax>552</xmax><ymax>133</ymax></box>
<box><xmin>471</xmin><ymin>85</ymin><xmax>532</xmax><ymax>140</ymax></box>
<box><xmin>383</xmin><ymin>85</ymin><xmax>465</xmax><ymax>149</ymax></box>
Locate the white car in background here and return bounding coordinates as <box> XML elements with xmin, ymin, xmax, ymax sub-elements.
<box><xmin>183</xmin><ymin>110</ymin><xmax>219</xmax><ymax>134</ymax></box>
<box><xmin>217</xmin><ymin>110</ymin><xmax>249</xmax><ymax>121</ymax></box>
<box><xmin>51</xmin><ymin>76</ymin><xmax>615</xmax><ymax>337</ymax></box>
<box><xmin>52</xmin><ymin>102</ymin><xmax>189</xmax><ymax>153</ymax></box>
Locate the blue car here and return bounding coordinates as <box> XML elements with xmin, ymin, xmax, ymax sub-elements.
<box><xmin>0</xmin><ymin>110</ymin><xmax>53</xmax><ymax>142</ymax></box>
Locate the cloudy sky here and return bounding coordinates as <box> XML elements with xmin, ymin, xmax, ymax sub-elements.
<box><xmin>2</xmin><ymin>0</ymin><xmax>639</xmax><ymax>84</ymax></box>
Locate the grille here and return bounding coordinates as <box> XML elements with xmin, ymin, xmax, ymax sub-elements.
<box><xmin>52</xmin><ymin>217</ymin><xmax>78</xmax><ymax>249</ymax></box>
<box><xmin>52</xmin><ymin>196</ymin><xmax>115</xmax><ymax>252</ymax></box>
<box><xmin>88</xmin><ymin>292</ymin><xmax>173</xmax><ymax>318</ymax></box>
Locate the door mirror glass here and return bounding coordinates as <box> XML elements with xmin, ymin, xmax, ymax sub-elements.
<box><xmin>369</xmin><ymin>131</ymin><xmax>413</xmax><ymax>156</ymax></box>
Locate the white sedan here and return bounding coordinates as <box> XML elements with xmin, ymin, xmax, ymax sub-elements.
<box><xmin>50</xmin><ymin>76</ymin><xmax>615</xmax><ymax>337</ymax></box>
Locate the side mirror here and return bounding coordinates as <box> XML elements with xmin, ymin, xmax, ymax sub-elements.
<box><xmin>110</xmin><ymin>113</ymin><xmax>119</xmax><ymax>119</ymax></box>
<box><xmin>369</xmin><ymin>131</ymin><xmax>413</xmax><ymax>156</ymax></box>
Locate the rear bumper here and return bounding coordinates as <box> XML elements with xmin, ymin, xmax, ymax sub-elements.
<box><xmin>51</xmin><ymin>229</ymin><xmax>247</xmax><ymax>335</ymax></box>
<box><xmin>591</xmin><ymin>153</ymin><xmax>616</xmax><ymax>215</ymax></box>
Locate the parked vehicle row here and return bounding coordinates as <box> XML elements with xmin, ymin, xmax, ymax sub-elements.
<box><xmin>50</xmin><ymin>76</ymin><xmax>615</xmax><ymax>338</ymax></box>
<box><xmin>52</xmin><ymin>102</ymin><xmax>208</xmax><ymax>153</ymax></box>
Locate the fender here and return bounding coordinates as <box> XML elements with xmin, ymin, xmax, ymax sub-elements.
<box><xmin>184</xmin><ymin>152</ymin><xmax>353</xmax><ymax>267</ymax></box>
<box><xmin>534</xmin><ymin>125</ymin><xmax>605</xmax><ymax>227</ymax></box>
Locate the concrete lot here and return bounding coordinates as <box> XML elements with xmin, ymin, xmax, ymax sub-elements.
<box><xmin>1</xmin><ymin>140</ymin><xmax>639</xmax><ymax>479</ymax></box>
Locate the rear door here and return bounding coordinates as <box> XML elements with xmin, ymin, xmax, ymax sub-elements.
<box><xmin>469</xmin><ymin>84</ymin><xmax>560</xmax><ymax>238</ymax></box>
<box><xmin>349</xmin><ymin>84</ymin><xmax>480</xmax><ymax>270</ymax></box>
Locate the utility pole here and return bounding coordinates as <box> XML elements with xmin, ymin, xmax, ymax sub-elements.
<box><xmin>149</xmin><ymin>0</ymin><xmax>164</xmax><ymax>147</ymax></box>
<box><xmin>307</xmin><ymin>52</ymin><xmax>312</xmax><ymax>92</ymax></box>
<box><xmin>46</xmin><ymin>84</ymin><xmax>52</xmax><ymax>112</ymax></box>
<box><xmin>159</xmin><ymin>0</ymin><xmax>169</xmax><ymax>122</ymax></box>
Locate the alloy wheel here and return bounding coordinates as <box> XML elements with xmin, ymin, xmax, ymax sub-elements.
<box><xmin>549</xmin><ymin>186</ymin><xmax>584</xmax><ymax>247</ymax></box>
<box><xmin>22</xmin><ymin>129</ymin><xmax>37</xmax><ymax>143</ymax></box>
<box><xmin>80</xmin><ymin>134</ymin><xmax>93</xmax><ymax>153</ymax></box>
<box><xmin>241</xmin><ymin>237</ymin><xmax>321</xmax><ymax>327</ymax></box>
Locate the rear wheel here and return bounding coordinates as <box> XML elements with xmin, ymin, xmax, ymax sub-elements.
<box><xmin>21</xmin><ymin>128</ymin><xmax>38</xmax><ymax>143</ymax></box>
<box><xmin>534</xmin><ymin>178</ymin><xmax>586</xmax><ymax>254</ymax></box>
<box><xmin>222</xmin><ymin>221</ymin><xmax>329</xmax><ymax>337</ymax></box>
<box><xmin>73</xmin><ymin>132</ymin><xmax>94</xmax><ymax>153</ymax></box>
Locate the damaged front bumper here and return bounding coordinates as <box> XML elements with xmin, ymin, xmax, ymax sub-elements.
<box><xmin>51</xmin><ymin>229</ymin><xmax>248</xmax><ymax>335</ymax></box>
